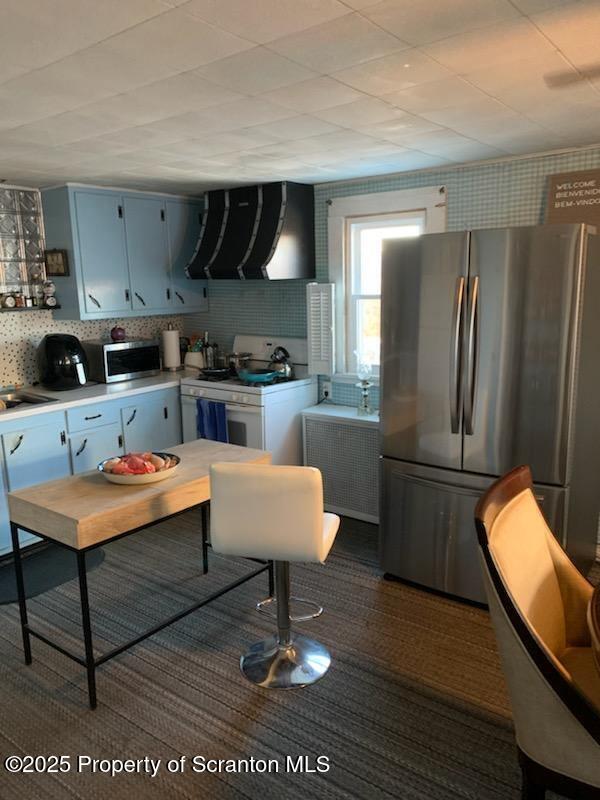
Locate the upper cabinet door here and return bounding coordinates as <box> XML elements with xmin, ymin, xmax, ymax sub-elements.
<box><xmin>75</xmin><ymin>191</ymin><xmax>131</xmax><ymax>314</ymax></box>
<box><xmin>166</xmin><ymin>200</ymin><xmax>208</xmax><ymax>312</ymax></box>
<box><xmin>124</xmin><ymin>196</ymin><xmax>170</xmax><ymax>312</ymax></box>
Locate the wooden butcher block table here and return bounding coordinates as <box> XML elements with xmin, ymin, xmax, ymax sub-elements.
<box><xmin>8</xmin><ymin>439</ymin><xmax>272</xmax><ymax>708</ymax></box>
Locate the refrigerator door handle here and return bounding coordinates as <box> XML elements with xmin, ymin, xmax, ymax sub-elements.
<box><xmin>464</xmin><ymin>275</ymin><xmax>479</xmax><ymax>435</ymax></box>
<box><xmin>449</xmin><ymin>276</ymin><xmax>465</xmax><ymax>434</ymax></box>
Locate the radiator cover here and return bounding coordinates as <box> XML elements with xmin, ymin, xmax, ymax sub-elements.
<box><xmin>303</xmin><ymin>412</ymin><xmax>379</xmax><ymax>523</ymax></box>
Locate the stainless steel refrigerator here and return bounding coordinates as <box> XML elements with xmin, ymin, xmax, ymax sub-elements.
<box><xmin>380</xmin><ymin>224</ymin><xmax>600</xmax><ymax>604</ymax></box>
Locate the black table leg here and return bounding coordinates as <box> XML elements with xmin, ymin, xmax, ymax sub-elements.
<box><xmin>201</xmin><ymin>503</ymin><xmax>209</xmax><ymax>575</ymax></box>
<box><xmin>11</xmin><ymin>523</ymin><xmax>31</xmax><ymax>665</ymax></box>
<box><xmin>268</xmin><ymin>560</ymin><xmax>275</xmax><ymax>598</ymax></box>
<box><xmin>76</xmin><ymin>551</ymin><xmax>97</xmax><ymax>710</ymax></box>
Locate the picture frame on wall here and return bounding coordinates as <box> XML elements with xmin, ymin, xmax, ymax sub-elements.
<box><xmin>44</xmin><ymin>248</ymin><xmax>69</xmax><ymax>277</ymax></box>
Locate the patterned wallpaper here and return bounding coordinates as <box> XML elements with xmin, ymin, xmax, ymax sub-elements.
<box><xmin>0</xmin><ymin>312</ymin><xmax>184</xmax><ymax>387</ymax></box>
<box><xmin>184</xmin><ymin>144</ymin><xmax>600</xmax><ymax>407</ymax></box>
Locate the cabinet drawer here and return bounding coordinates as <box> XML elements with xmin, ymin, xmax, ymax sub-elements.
<box><xmin>66</xmin><ymin>402</ymin><xmax>120</xmax><ymax>432</ymax></box>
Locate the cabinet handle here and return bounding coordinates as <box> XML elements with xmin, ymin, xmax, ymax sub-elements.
<box><xmin>60</xmin><ymin>430</ymin><xmax>66</xmax><ymax>445</ymax></box>
<box><xmin>163</xmin><ymin>406</ymin><xmax>168</xmax><ymax>419</ymax></box>
<box><xmin>84</xmin><ymin>413</ymin><xmax>102</xmax><ymax>420</ymax></box>
<box><xmin>176</xmin><ymin>291</ymin><xmax>185</xmax><ymax>304</ymax></box>
<box><xmin>160</xmin><ymin>209</ymin><xmax>165</xmax><ymax>222</ymax></box>
<box><xmin>166</xmin><ymin>288</ymin><xmax>171</xmax><ymax>301</ymax></box>
<box><xmin>126</xmin><ymin>408</ymin><xmax>137</xmax><ymax>426</ymax></box>
<box><xmin>125</xmin><ymin>289</ymin><xmax>130</xmax><ymax>302</ymax></box>
<box><xmin>75</xmin><ymin>438</ymin><xmax>88</xmax><ymax>456</ymax></box>
<box><xmin>10</xmin><ymin>434</ymin><xmax>24</xmax><ymax>455</ymax></box>
<box><xmin>118</xmin><ymin>434</ymin><xmax>123</xmax><ymax>449</ymax></box>
<box><xmin>135</xmin><ymin>292</ymin><xmax>146</xmax><ymax>306</ymax></box>
<box><xmin>88</xmin><ymin>293</ymin><xmax>101</xmax><ymax>308</ymax></box>
<box><xmin>118</xmin><ymin>205</ymin><xmax>123</xmax><ymax>218</ymax></box>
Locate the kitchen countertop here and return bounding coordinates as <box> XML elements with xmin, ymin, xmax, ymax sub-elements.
<box><xmin>302</xmin><ymin>403</ymin><xmax>380</xmax><ymax>427</ymax></box>
<box><xmin>0</xmin><ymin>371</ymin><xmax>197</xmax><ymax>423</ymax></box>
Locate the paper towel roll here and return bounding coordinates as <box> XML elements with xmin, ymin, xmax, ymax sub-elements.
<box><xmin>162</xmin><ymin>328</ymin><xmax>181</xmax><ymax>370</ymax></box>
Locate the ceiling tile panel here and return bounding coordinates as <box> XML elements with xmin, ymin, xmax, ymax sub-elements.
<box><xmin>267</xmin><ymin>13</ymin><xmax>408</xmax><ymax>73</ymax></box>
<box><xmin>0</xmin><ymin>0</ymin><xmax>170</xmax><ymax>84</ymax></box>
<box><xmin>100</xmin><ymin>7</ymin><xmax>254</xmax><ymax>74</ymax></box>
<box><xmin>532</xmin><ymin>0</ymin><xmax>600</xmax><ymax>66</ymax></box>
<box><xmin>182</xmin><ymin>0</ymin><xmax>350</xmax><ymax>44</ymax></box>
<box><xmin>261</xmin><ymin>77</ymin><xmax>364</xmax><ymax>112</ymax></box>
<box><xmin>332</xmin><ymin>49</ymin><xmax>452</xmax><ymax>96</ymax></box>
<box><xmin>384</xmin><ymin>77</ymin><xmax>493</xmax><ymax>114</ymax></box>
<box><xmin>314</xmin><ymin>97</ymin><xmax>408</xmax><ymax>126</ymax></box>
<box><xmin>195</xmin><ymin>48</ymin><xmax>317</xmax><ymax>95</ymax></box>
<box><xmin>423</xmin><ymin>18</ymin><xmax>556</xmax><ymax>72</ymax></box>
<box><xmin>363</xmin><ymin>0</ymin><xmax>520</xmax><ymax>46</ymax></box>
<box><xmin>247</xmin><ymin>115</ymin><xmax>343</xmax><ymax>141</ymax></box>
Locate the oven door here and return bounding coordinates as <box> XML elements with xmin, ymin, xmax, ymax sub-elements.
<box><xmin>181</xmin><ymin>396</ymin><xmax>264</xmax><ymax>449</ymax></box>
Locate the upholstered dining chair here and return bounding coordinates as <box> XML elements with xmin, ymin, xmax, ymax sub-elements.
<box><xmin>474</xmin><ymin>465</ymin><xmax>600</xmax><ymax>800</ymax></box>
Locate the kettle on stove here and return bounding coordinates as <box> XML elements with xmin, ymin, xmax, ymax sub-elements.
<box><xmin>268</xmin><ymin>346</ymin><xmax>294</xmax><ymax>380</ymax></box>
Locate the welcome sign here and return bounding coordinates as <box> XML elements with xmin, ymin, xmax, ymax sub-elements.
<box><xmin>546</xmin><ymin>168</ymin><xmax>600</xmax><ymax>226</ymax></box>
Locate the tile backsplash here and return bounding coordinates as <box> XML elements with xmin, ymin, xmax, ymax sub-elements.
<box><xmin>0</xmin><ymin>312</ymin><xmax>184</xmax><ymax>387</ymax></box>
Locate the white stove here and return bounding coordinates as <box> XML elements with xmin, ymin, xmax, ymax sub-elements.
<box><xmin>180</xmin><ymin>336</ymin><xmax>317</xmax><ymax>464</ymax></box>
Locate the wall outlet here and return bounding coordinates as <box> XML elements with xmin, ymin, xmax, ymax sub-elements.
<box><xmin>322</xmin><ymin>380</ymin><xmax>332</xmax><ymax>401</ymax></box>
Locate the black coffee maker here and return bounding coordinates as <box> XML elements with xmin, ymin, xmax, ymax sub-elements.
<box><xmin>37</xmin><ymin>334</ymin><xmax>89</xmax><ymax>390</ymax></box>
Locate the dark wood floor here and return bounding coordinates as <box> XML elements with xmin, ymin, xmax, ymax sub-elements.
<box><xmin>0</xmin><ymin>514</ymin><xmax>593</xmax><ymax>800</ymax></box>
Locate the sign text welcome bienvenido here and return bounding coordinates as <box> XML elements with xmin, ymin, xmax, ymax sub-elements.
<box><xmin>546</xmin><ymin>168</ymin><xmax>600</xmax><ymax>227</ymax></box>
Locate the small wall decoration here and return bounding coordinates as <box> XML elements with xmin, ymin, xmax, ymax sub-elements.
<box><xmin>44</xmin><ymin>248</ymin><xmax>69</xmax><ymax>277</ymax></box>
<box><xmin>546</xmin><ymin>169</ymin><xmax>600</xmax><ymax>227</ymax></box>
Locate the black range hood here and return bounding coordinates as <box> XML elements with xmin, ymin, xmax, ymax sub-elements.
<box><xmin>186</xmin><ymin>181</ymin><xmax>315</xmax><ymax>280</ymax></box>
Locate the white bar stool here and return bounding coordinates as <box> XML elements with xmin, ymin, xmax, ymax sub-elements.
<box><xmin>210</xmin><ymin>463</ymin><xmax>340</xmax><ymax>689</ymax></box>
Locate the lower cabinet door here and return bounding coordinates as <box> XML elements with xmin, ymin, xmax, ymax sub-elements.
<box><xmin>69</xmin><ymin>423</ymin><xmax>124</xmax><ymax>474</ymax></box>
<box><xmin>122</xmin><ymin>390</ymin><xmax>182</xmax><ymax>453</ymax></box>
<box><xmin>1</xmin><ymin>418</ymin><xmax>71</xmax><ymax>552</ymax></box>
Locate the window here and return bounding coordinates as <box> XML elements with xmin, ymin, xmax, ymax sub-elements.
<box><xmin>328</xmin><ymin>186</ymin><xmax>446</xmax><ymax>378</ymax></box>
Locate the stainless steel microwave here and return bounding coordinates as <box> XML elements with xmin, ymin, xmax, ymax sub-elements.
<box><xmin>82</xmin><ymin>339</ymin><xmax>160</xmax><ymax>383</ymax></box>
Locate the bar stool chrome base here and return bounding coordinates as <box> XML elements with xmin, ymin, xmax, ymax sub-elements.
<box><xmin>256</xmin><ymin>595</ymin><xmax>323</xmax><ymax>622</ymax></box>
<box><xmin>240</xmin><ymin>634</ymin><xmax>331</xmax><ymax>689</ymax></box>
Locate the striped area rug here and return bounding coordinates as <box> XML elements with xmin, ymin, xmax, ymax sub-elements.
<box><xmin>0</xmin><ymin>513</ymin><xmax>585</xmax><ymax>800</ymax></box>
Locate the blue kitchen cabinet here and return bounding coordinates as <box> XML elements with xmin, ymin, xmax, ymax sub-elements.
<box><xmin>0</xmin><ymin>413</ymin><xmax>71</xmax><ymax>552</ymax></box>
<box><xmin>69</xmin><ymin>423</ymin><xmax>124</xmax><ymax>474</ymax></box>
<box><xmin>166</xmin><ymin>199</ymin><xmax>208</xmax><ymax>312</ymax></box>
<box><xmin>75</xmin><ymin>190</ymin><xmax>132</xmax><ymax>315</ymax></box>
<box><xmin>121</xmin><ymin>388</ymin><xmax>182</xmax><ymax>453</ymax></box>
<box><xmin>41</xmin><ymin>185</ymin><xmax>203</xmax><ymax>320</ymax></box>
<box><xmin>123</xmin><ymin>196</ymin><xmax>171</xmax><ymax>313</ymax></box>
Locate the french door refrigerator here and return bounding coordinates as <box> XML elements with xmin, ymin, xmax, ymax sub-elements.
<box><xmin>380</xmin><ymin>224</ymin><xmax>600</xmax><ymax>604</ymax></box>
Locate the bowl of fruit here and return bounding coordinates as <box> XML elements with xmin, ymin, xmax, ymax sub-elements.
<box><xmin>98</xmin><ymin>451</ymin><xmax>180</xmax><ymax>485</ymax></box>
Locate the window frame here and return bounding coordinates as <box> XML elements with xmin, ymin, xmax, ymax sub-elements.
<box><xmin>328</xmin><ymin>185</ymin><xmax>447</xmax><ymax>381</ymax></box>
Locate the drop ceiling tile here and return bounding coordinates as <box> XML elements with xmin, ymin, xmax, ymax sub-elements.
<box><xmin>357</xmin><ymin>115</ymin><xmax>444</xmax><ymax>141</ymax></box>
<box><xmin>261</xmin><ymin>77</ymin><xmax>364</xmax><ymax>113</ymax></box>
<box><xmin>0</xmin><ymin>0</ymin><xmax>170</xmax><ymax>83</ymax></box>
<box><xmin>511</xmin><ymin>0</ymin><xmax>576</xmax><ymax>10</ymax></box>
<box><xmin>289</xmin><ymin>129</ymin><xmax>383</xmax><ymax>155</ymax></box>
<box><xmin>423</xmin><ymin>18</ymin><xmax>556</xmax><ymax>73</ymax></box>
<box><xmin>183</xmin><ymin>0</ymin><xmax>350</xmax><ymax>44</ymax></box>
<box><xmin>101</xmin><ymin>7</ymin><xmax>254</xmax><ymax>74</ymax></box>
<box><xmin>6</xmin><ymin>111</ymin><xmax>132</xmax><ymax>147</ymax></box>
<box><xmin>314</xmin><ymin>97</ymin><xmax>407</xmax><ymax>127</ymax></box>
<box><xmin>83</xmin><ymin>76</ymin><xmax>244</xmax><ymax>127</ymax></box>
<box><xmin>147</xmin><ymin>98</ymin><xmax>295</xmax><ymax>138</ymax></box>
<box><xmin>332</xmin><ymin>49</ymin><xmax>452</xmax><ymax>96</ymax></box>
<box><xmin>247</xmin><ymin>115</ymin><xmax>342</xmax><ymax>141</ymax></box>
<box><xmin>363</xmin><ymin>0</ymin><xmax>520</xmax><ymax>46</ymax></box>
<box><xmin>159</xmin><ymin>129</ymin><xmax>282</xmax><ymax>157</ymax></box>
<box><xmin>95</xmin><ymin>125</ymin><xmax>190</xmax><ymax>149</ymax></box>
<box><xmin>392</xmin><ymin>129</ymin><xmax>506</xmax><ymax>160</ymax></box>
<box><xmin>267</xmin><ymin>13</ymin><xmax>408</xmax><ymax>74</ymax></box>
<box><xmin>463</xmin><ymin>52</ymin><xmax>600</xmax><ymax>114</ymax></box>
<box><xmin>532</xmin><ymin>0</ymin><xmax>600</xmax><ymax>66</ymax></box>
<box><xmin>385</xmin><ymin>77</ymin><xmax>493</xmax><ymax>113</ymax></box>
<box><xmin>195</xmin><ymin>47</ymin><xmax>318</xmax><ymax>95</ymax></box>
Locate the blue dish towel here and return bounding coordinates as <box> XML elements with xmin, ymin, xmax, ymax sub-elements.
<box><xmin>196</xmin><ymin>399</ymin><xmax>229</xmax><ymax>443</ymax></box>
